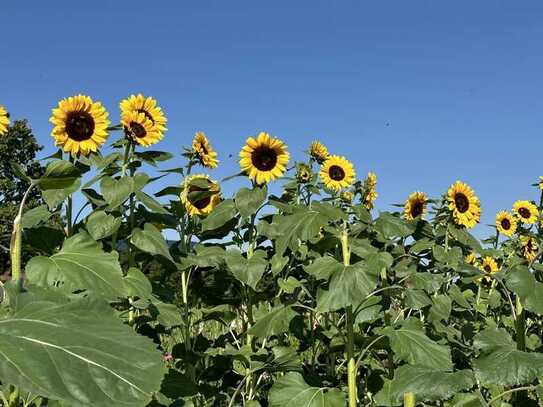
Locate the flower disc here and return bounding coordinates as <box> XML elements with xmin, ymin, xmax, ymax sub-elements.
<box><xmin>239</xmin><ymin>132</ymin><xmax>290</xmax><ymax>184</ymax></box>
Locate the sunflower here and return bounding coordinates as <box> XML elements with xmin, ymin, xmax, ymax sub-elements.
<box><xmin>121</xmin><ymin>110</ymin><xmax>162</xmax><ymax>147</ymax></box>
<box><xmin>239</xmin><ymin>132</ymin><xmax>289</xmax><ymax>184</ymax></box>
<box><xmin>181</xmin><ymin>174</ymin><xmax>221</xmax><ymax>216</ymax></box>
<box><xmin>520</xmin><ymin>235</ymin><xmax>539</xmax><ymax>262</ymax></box>
<box><xmin>447</xmin><ymin>181</ymin><xmax>481</xmax><ymax>229</ymax></box>
<box><xmin>363</xmin><ymin>172</ymin><xmax>378</xmax><ymax>209</ymax></box>
<box><xmin>120</xmin><ymin>94</ymin><xmax>167</xmax><ymax>138</ymax></box>
<box><xmin>192</xmin><ymin>132</ymin><xmax>218</xmax><ymax>169</ymax></box>
<box><xmin>0</xmin><ymin>105</ymin><xmax>9</xmax><ymax>136</ymax></box>
<box><xmin>403</xmin><ymin>191</ymin><xmax>428</xmax><ymax>220</ymax></box>
<box><xmin>49</xmin><ymin>95</ymin><xmax>110</xmax><ymax>156</ymax></box>
<box><xmin>320</xmin><ymin>155</ymin><xmax>355</xmax><ymax>192</ymax></box>
<box><xmin>308</xmin><ymin>140</ymin><xmax>329</xmax><ymax>163</ymax></box>
<box><xmin>478</xmin><ymin>256</ymin><xmax>499</xmax><ymax>283</ymax></box>
<box><xmin>495</xmin><ymin>211</ymin><xmax>517</xmax><ymax>237</ymax></box>
<box><xmin>296</xmin><ymin>163</ymin><xmax>312</xmax><ymax>183</ymax></box>
<box><xmin>465</xmin><ymin>252</ymin><xmax>478</xmax><ymax>266</ymax></box>
<box><xmin>512</xmin><ymin>200</ymin><xmax>538</xmax><ymax>224</ymax></box>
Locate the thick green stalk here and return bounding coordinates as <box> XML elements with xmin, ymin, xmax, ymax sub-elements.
<box><xmin>66</xmin><ymin>154</ymin><xmax>75</xmax><ymax>236</ymax></box>
<box><xmin>10</xmin><ymin>185</ymin><xmax>33</xmax><ymax>291</ymax></box>
<box><xmin>515</xmin><ymin>296</ymin><xmax>526</xmax><ymax>351</ymax></box>
<box><xmin>341</xmin><ymin>227</ymin><xmax>357</xmax><ymax>407</ymax></box>
<box><xmin>403</xmin><ymin>392</ymin><xmax>415</xmax><ymax>407</ymax></box>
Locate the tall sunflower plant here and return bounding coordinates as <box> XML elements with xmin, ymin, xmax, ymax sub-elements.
<box><xmin>3</xmin><ymin>99</ymin><xmax>543</xmax><ymax>407</ymax></box>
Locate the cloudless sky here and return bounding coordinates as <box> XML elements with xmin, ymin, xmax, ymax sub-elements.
<box><xmin>1</xmin><ymin>1</ymin><xmax>542</xmax><ymax>236</ymax></box>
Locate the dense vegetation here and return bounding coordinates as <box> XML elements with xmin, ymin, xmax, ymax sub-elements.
<box><xmin>1</xmin><ymin>96</ymin><xmax>543</xmax><ymax>407</ymax></box>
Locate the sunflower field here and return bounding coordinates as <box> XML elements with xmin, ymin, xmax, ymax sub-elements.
<box><xmin>1</xmin><ymin>95</ymin><xmax>543</xmax><ymax>407</ymax></box>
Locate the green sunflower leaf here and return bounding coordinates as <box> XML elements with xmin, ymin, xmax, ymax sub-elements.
<box><xmin>269</xmin><ymin>372</ymin><xmax>345</xmax><ymax>407</ymax></box>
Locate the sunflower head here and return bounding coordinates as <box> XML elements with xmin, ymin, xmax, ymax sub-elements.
<box><xmin>447</xmin><ymin>181</ymin><xmax>481</xmax><ymax>229</ymax></box>
<box><xmin>181</xmin><ymin>174</ymin><xmax>221</xmax><ymax>217</ymax></box>
<box><xmin>465</xmin><ymin>252</ymin><xmax>478</xmax><ymax>266</ymax></box>
<box><xmin>0</xmin><ymin>105</ymin><xmax>10</xmax><ymax>136</ymax></box>
<box><xmin>192</xmin><ymin>132</ymin><xmax>218</xmax><ymax>169</ymax></box>
<box><xmin>477</xmin><ymin>256</ymin><xmax>499</xmax><ymax>283</ymax></box>
<box><xmin>120</xmin><ymin>94</ymin><xmax>167</xmax><ymax>136</ymax></box>
<box><xmin>121</xmin><ymin>110</ymin><xmax>162</xmax><ymax>147</ymax></box>
<box><xmin>362</xmin><ymin>172</ymin><xmax>378</xmax><ymax>209</ymax></box>
<box><xmin>520</xmin><ymin>235</ymin><xmax>539</xmax><ymax>262</ymax></box>
<box><xmin>296</xmin><ymin>163</ymin><xmax>313</xmax><ymax>184</ymax></box>
<box><xmin>495</xmin><ymin>211</ymin><xmax>517</xmax><ymax>237</ymax></box>
<box><xmin>239</xmin><ymin>132</ymin><xmax>290</xmax><ymax>184</ymax></box>
<box><xmin>513</xmin><ymin>200</ymin><xmax>538</xmax><ymax>224</ymax></box>
<box><xmin>49</xmin><ymin>95</ymin><xmax>110</xmax><ymax>156</ymax></box>
<box><xmin>320</xmin><ymin>155</ymin><xmax>355</xmax><ymax>192</ymax></box>
<box><xmin>308</xmin><ymin>140</ymin><xmax>329</xmax><ymax>163</ymax></box>
<box><xmin>403</xmin><ymin>191</ymin><xmax>428</xmax><ymax>220</ymax></box>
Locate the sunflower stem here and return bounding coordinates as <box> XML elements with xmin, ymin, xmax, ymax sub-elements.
<box><xmin>515</xmin><ymin>296</ymin><xmax>526</xmax><ymax>351</ymax></box>
<box><xmin>10</xmin><ymin>184</ymin><xmax>33</xmax><ymax>291</ymax></box>
<box><xmin>403</xmin><ymin>392</ymin><xmax>415</xmax><ymax>407</ymax></box>
<box><xmin>341</xmin><ymin>225</ymin><xmax>357</xmax><ymax>407</ymax></box>
<box><xmin>66</xmin><ymin>154</ymin><xmax>75</xmax><ymax>236</ymax></box>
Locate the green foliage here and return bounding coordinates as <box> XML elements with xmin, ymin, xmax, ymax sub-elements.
<box><xmin>2</xmin><ymin>122</ymin><xmax>543</xmax><ymax>407</ymax></box>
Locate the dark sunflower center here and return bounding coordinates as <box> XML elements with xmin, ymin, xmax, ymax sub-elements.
<box><xmin>501</xmin><ymin>218</ymin><xmax>511</xmax><ymax>230</ymax></box>
<box><xmin>518</xmin><ymin>207</ymin><xmax>531</xmax><ymax>219</ymax></box>
<box><xmin>411</xmin><ymin>201</ymin><xmax>424</xmax><ymax>218</ymax></box>
<box><xmin>65</xmin><ymin>111</ymin><xmax>95</xmax><ymax>142</ymax></box>
<box><xmin>137</xmin><ymin>109</ymin><xmax>154</xmax><ymax>124</ymax></box>
<box><xmin>329</xmin><ymin>165</ymin><xmax>345</xmax><ymax>181</ymax></box>
<box><xmin>251</xmin><ymin>147</ymin><xmax>277</xmax><ymax>171</ymax></box>
<box><xmin>454</xmin><ymin>193</ymin><xmax>469</xmax><ymax>213</ymax></box>
<box><xmin>484</xmin><ymin>265</ymin><xmax>491</xmax><ymax>273</ymax></box>
<box><xmin>130</xmin><ymin>122</ymin><xmax>147</xmax><ymax>138</ymax></box>
<box><xmin>189</xmin><ymin>185</ymin><xmax>212</xmax><ymax>209</ymax></box>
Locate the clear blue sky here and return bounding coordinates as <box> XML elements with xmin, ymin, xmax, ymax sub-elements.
<box><xmin>1</xmin><ymin>1</ymin><xmax>542</xmax><ymax>236</ymax></box>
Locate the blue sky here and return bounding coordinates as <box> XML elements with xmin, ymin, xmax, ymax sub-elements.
<box><xmin>1</xmin><ymin>1</ymin><xmax>542</xmax><ymax>236</ymax></box>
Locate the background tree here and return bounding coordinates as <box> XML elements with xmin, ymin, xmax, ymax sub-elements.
<box><xmin>0</xmin><ymin>119</ymin><xmax>44</xmax><ymax>276</ymax></box>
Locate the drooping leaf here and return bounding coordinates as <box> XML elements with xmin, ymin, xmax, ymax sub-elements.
<box><xmin>201</xmin><ymin>199</ymin><xmax>238</xmax><ymax>231</ymax></box>
<box><xmin>382</xmin><ymin>319</ymin><xmax>453</xmax><ymax>370</ymax></box>
<box><xmin>248</xmin><ymin>305</ymin><xmax>296</xmax><ymax>338</ymax></box>
<box><xmin>374</xmin><ymin>212</ymin><xmax>416</xmax><ymax>239</ymax></box>
<box><xmin>374</xmin><ymin>365</ymin><xmax>475</xmax><ymax>406</ymax></box>
<box><xmin>100</xmin><ymin>176</ymin><xmax>134</xmax><ymax>210</ymax></box>
<box><xmin>505</xmin><ymin>265</ymin><xmax>543</xmax><ymax>314</ymax></box>
<box><xmin>225</xmin><ymin>249</ymin><xmax>268</xmax><ymax>290</ymax></box>
<box><xmin>235</xmin><ymin>185</ymin><xmax>267</xmax><ymax>218</ymax></box>
<box><xmin>37</xmin><ymin>160</ymin><xmax>82</xmax><ymax>190</ymax></box>
<box><xmin>123</xmin><ymin>268</ymin><xmax>153</xmax><ymax>299</ymax></box>
<box><xmin>0</xmin><ymin>288</ymin><xmax>164</xmax><ymax>407</ymax></box>
<box><xmin>304</xmin><ymin>256</ymin><xmax>343</xmax><ymax>281</ymax></box>
<box><xmin>135</xmin><ymin>190</ymin><xmax>170</xmax><ymax>215</ymax></box>
<box><xmin>26</xmin><ymin>232</ymin><xmax>125</xmax><ymax>300</ymax></box>
<box><xmin>131</xmin><ymin>223</ymin><xmax>173</xmax><ymax>262</ymax></box>
<box><xmin>21</xmin><ymin>205</ymin><xmax>52</xmax><ymax>229</ymax></box>
<box><xmin>269</xmin><ymin>372</ymin><xmax>345</xmax><ymax>407</ymax></box>
<box><xmin>86</xmin><ymin>210</ymin><xmax>121</xmax><ymax>240</ymax></box>
<box><xmin>316</xmin><ymin>261</ymin><xmax>379</xmax><ymax>313</ymax></box>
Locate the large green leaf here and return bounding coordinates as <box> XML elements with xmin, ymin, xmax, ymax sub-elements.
<box><xmin>269</xmin><ymin>372</ymin><xmax>345</xmax><ymax>407</ymax></box>
<box><xmin>474</xmin><ymin>347</ymin><xmax>543</xmax><ymax>386</ymax></box>
<box><xmin>374</xmin><ymin>365</ymin><xmax>474</xmax><ymax>406</ymax></box>
<box><xmin>201</xmin><ymin>199</ymin><xmax>238</xmax><ymax>231</ymax></box>
<box><xmin>270</xmin><ymin>206</ymin><xmax>332</xmax><ymax>256</ymax></box>
<box><xmin>131</xmin><ymin>223</ymin><xmax>173</xmax><ymax>262</ymax></box>
<box><xmin>304</xmin><ymin>256</ymin><xmax>343</xmax><ymax>281</ymax></box>
<box><xmin>21</xmin><ymin>205</ymin><xmax>52</xmax><ymax>229</ymax></box>
<box><xmin>225</xmin><ymin>249</ymin><xmax>268</xmax><ymax>290</ymax></box>
<box><xmin>248</xmin><ymin>305</ymin><xmax>296</xmax><ymax>338</ymax></box>
<box><xmin>26</xmin><ymin>232</ymin><xmax>125</xmax><ymax>300</ymax></box>
<box><xmin>235</xmin><ymin>185</ymin><xmax>267</xmax><ymax>218</ymax></box>
<box><xmin>37</xmin><ymin>160</ymin><xmax>82</xmax><ymax>190</ymax></box>
<box><xmin>86</xmin><ymin>210</ymin><xmax>121</xmax><ymax>240</ymax></box>
<box><xmin>505</xmin><ymin>265</ymin><xmax>543</xmax><ymax>314</ymax></box>
<box><xmin>382</xmin><ymin>319</ymin><xmax>453</xmax><ymax>370</ymax></box>
<box><xmin>316</xmin><ymin>261</ymin><xmax>379</xmax><ymax>313</ymax></box>
<box><xmin>0</xmin><ymin>288</ymin><xmax>164</xmax><ymax>407</ymax></box>
<box><xmin>100</xmin><ymin>176</ymin><xmax>134</xmax><ymax>210</ymax></box>
<box><xmin>374</xmin><ymin>212</ymin><xmax>416</xmax><ymax>239</ymax></box>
